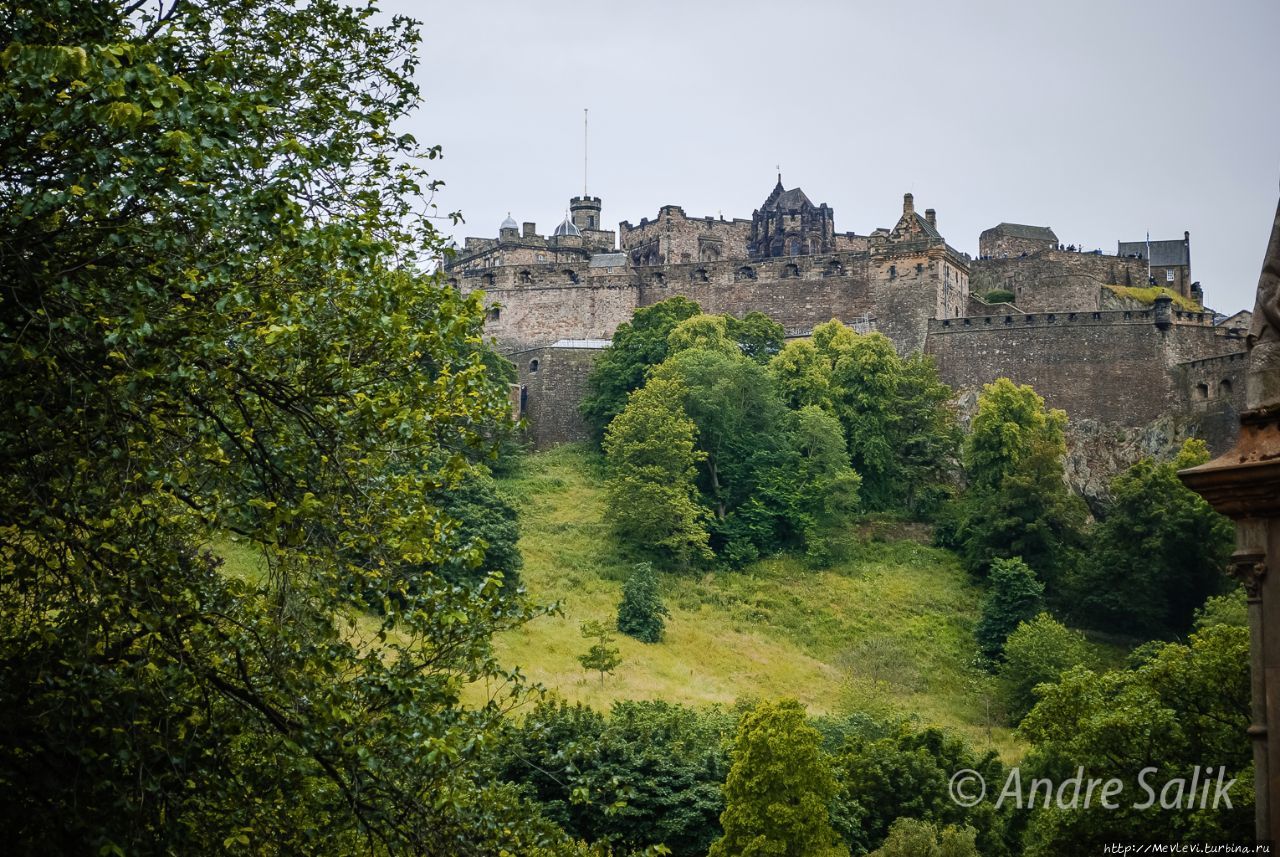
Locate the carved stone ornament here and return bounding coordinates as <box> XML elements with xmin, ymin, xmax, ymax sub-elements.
<box><xmin>1228</xmin><ymin>551</ymin><xmax>1267</xmax><ymax>598</ymax></box>
<box><xmin>1246</xmin><ymin>197</ymin><xmax>1280</xmax><ymax>411</ymax></box>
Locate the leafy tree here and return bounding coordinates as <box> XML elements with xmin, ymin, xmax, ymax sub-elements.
<box><xmin>616</xmin><ymin>563</ymin><xmax>670</xmax><ymax>643</ymax></box>
<box><xmin>832</xmin><ymin>724</ymin><xmax>1013</xmax><ymax>857</ymax></box>
<box><xmin>579</xmin><ymin>620</ymin><xmax>623</xmax><ymax>685</ymax></box>
<box><xmin>710</xmin><ymin>698</ymin><xmax>843</xmax><ymax>857</ymax></box>
<box><xmin>498</xmin><ymin>700</ymin><xmax>733</xmax><ymax>857</ymax></box>
<box><xmin>726</xmin><ymin>311</ymin><xmax>786</xmax><ymax>363</ymax></box>
<box><xmin>868</xmin><ymin>818</ymin><xmax>980</xmax><ymax>857</ymax></box>
<box><xmin>602</xmin><ymin>378</ymin><xmax>712</xmax><ymax>567</ymax></box>
<box><xmin>998</xmin><ymin>613</ymin><xmax>1091</xmax><ymax>722</ymax></box>
<box><xmin>1194</xmin><ymin>587</ymin><xmax>1247</xmax><ymax>632</ymax></box>
<box><xmin>1067</xmin><ymin>439</ymin><xmax>1233</xmax><ymax>637</ymax></box>
<box><xmin>652</xmin><ymin>348</ymin><xmax>804</xmax><ymax>565</ymax></box>
<box><xmin>581</xmin><ymin>297</ymin><xmax>702</xmax><ymax>440</ymax></box>
<box><xmin>957</xmin><ymin>379</ymin><xmax>1087</xmax><ymax>585</ymax></box>
<box><xmin>768</xmin><ymin>322</ymin><xmax>958</xmax><ymax>514</ymax></box>
<box><xmin>1018</xmin><ymin>626</ymin><xmax>1253</xmax><ymax>853</ymax></box>
<box><xmin>0</xmin><ymin>2</ymin><xmax>563</xmax><ymax>853</ymax></box>
<box><xmin>976</xmin><ymin>557</ymin><xmax>1045</xmax><ymax>660</ymax></box>
<box><xmin>788</xmin><ymin>405</ymin><xmax>862</xmax><ymax>565</ymax></box>
<box><xmin>667</xmin><ymin>313</ymin><xmax>740</xmax><ymax>356</ymax></box>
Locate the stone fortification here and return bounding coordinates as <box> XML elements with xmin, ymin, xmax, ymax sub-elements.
<box><xmin>445</xmin><ymin>179</ymin><xmax>1245</xmax><ymax>453</ymax></box>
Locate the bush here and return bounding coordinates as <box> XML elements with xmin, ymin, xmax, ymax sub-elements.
<box><xmin>984</xmin><ymin>289</ymin><xmax>1016</xmax><ymax>304</ymax></box>
<box><xmin>616</xmin><ymin>563</ymin><xmax>669</xmax><ymax>643</ymax></box>
<box><xmin>998</xmin><ymin>613</ymin><xmax>1090</xmax><ymax>722</ymax></box>
<box><xmin>975</xmin><ymin>557</ymin><xmax>1045</xmax><ymax>661</ymax></box>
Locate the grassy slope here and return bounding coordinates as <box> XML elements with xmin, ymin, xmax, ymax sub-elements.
<box><xmin>494</xmin><ymin>444</ymin><xmax>1021</xmax><ymax>755</ymax></box>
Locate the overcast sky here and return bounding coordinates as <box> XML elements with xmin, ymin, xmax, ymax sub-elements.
<box><xmin>388</xmin><ymin>0</ymin><xmax>1278</xmax><ymax>314</ymax></box>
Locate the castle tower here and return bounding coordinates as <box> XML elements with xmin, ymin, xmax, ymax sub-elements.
<box><xmin>570</xmin><ymin>196</ymin><xmax>602</xmax><ymax>232</ymax></box>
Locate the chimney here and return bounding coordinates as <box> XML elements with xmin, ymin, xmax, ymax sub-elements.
<box><xmin>522</xmin><ymin>222</ymin><xmax>537</xmax><ymax>238</ymax></box>
<box><xmin>903</xmin><ymin>193</ymin><xmax>914</xmax><ymax>215</ymax></box>
<box><xmin>925</xmin><ymin>208</ymin><xmax>936</xmax><ymax>229</ymax></box>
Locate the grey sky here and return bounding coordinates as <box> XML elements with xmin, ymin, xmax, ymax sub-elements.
<box><xmin>393</xmin><ymin>0</ymin><xmax>1278</xmax><ymax>314</ymax></box>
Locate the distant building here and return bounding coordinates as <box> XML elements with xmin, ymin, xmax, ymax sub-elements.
<box><xmin>979</xmin><ymin>223</ymin><xmax>1059</xmax><ymax>259</ymax></box>
<box><xmin>1118</xmin><ymin>232</ymin><xmax>1194</xmax><ymax>301</ymax></box>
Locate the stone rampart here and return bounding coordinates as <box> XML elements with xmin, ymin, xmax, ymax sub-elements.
<box><xmin>512</xmin><ymin>343</ymin><xmax>603</xmax><ymax>449</ymax></box>
<box><xmin>970</xmin><ymin>249</ymin><xmax>1152</xmax><ymax>312</ymax></box>
<box><xmin>925</xmin><ymin>310</ymin><xmax>1228</xmax><ymax>427</ymax></box>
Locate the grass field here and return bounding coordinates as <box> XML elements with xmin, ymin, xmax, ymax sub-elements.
<box><xmin>213</xmin><ymin>443</ymin><xmax>1132</xmax><ymax>759</ymax></box>
<box><xmin>493</xmin><ymin>444</ymin><xmax>1022</xmax><ymax>755</ymax></box>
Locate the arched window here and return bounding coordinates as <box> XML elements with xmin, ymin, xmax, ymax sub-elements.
<box><xmin>691</xmin><ymin>268</ymin><xmax>709</xmax><ymax>283</ymax></box>
<box><xmin>825</xmin><ymin>260</ymin><xmax>843</xmax><ymax>277</ymax></box>
<box><xmin>1220</xmin><ymin>379</ymin><xmax>1233</xmax><ymax>398</ymax></box>
<box><xmin>1196</xmin><ymin>383</ymin><xmax>1209</xmax><ymax>400</ymax></box>
<box><xmin>518</xmin><ymin>270</ymin><xmax>532</xmax><ymax>284</ymax></box>
<box><xmin>782</xmin><ymin>263</ymin><xmax>799</xmax><ymax>279</ymax></box>
<box><xmin>528</xmin><ymin>359</ymin><xmax>540</xmax><ymax>373</ymax></box>
<box><xmin>482</xmin><ymin>272</ymin><xmax>496</xmax><ymax>286</ymax></box>
<box><xmin>563</xmin><ymin>269</ymin><xmax>579</xmax><ymax>284</ymax></box>
<box><xmin>487</xmin><ymin>306</ymin><xmax>500</xmax><ymax>322</ymax></box>
<box><xmin>735</xmin><ymin>266</ymin><xmax>755</xmax><ymax>282</ymax></box>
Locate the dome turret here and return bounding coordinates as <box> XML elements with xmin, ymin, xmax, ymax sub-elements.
<box><xmin>500</xmin><ymin>212</ymin><xmax>518</xmax><ymax>232</ymax></box>
<box><xmin>553</xmin><ymin>213</ymin><xmax>581</xmax><ymax>237</ymax></box>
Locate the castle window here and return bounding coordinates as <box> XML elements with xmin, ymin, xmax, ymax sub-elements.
<box><xmin>518</xmin><ymin>270</ymin><xmax>532</xmax><ymax>284</ymax></box>
<box><xmin>487</xmin><ymin>306</ymin><xmax>500</xmax><ymax>322</ymax></box>
<box><xmin>782</xmin><ymin>263</ymin><xmax>799</xmax><ymax>279</ymax></box>
<box><xmin>889</xmin><ymin>265</ymin><xmax>897</xmax><ymax>279</ymax></box>
<box><xmin>536</xmin><ymin>253</ymin><xmax>545</xmax><ymax>262</ymax></box>
<box><xmin>1220</xmin><ymin>379</ymin><xmax>1233</xmax><ymax>397</ymax></box>
<box><xmin>528</xmin><ymin>359</ymin><xmax>539</xmax><ymax>373</ymax></box>
<box><xmin>587</xmin><ymin>216</ymin><xmax>595</xmax><ymax>229</ymax></box>
<box><xmin>652</xmin><ymin>272</ymin><xmax>665</xmax><ymax>285</ymax></box>
<box><xmin>1196</xmin><ymin>383</ymin><xmax>1209</xmax><ymax>400</ymax></box>
<box><xmin>1167</xmin><ymin>269</ymin><xmax>1175</xmax><ymax>282</ymax></box>
<box><xmin>482</xmin><ymin>272</ymin><xmax>496</xmax><ymax>286</ymax></box>
<box><xmin>916</xmin><ymin>263</ymin><xmax>924</xmax><ymax>273</ymax></box>
<box><xmin>691</xmin><ymin>268</ymin><xmax>709</xmax><ymax>283</ymax></box>
<box><xmin>824</xmin><ymin>260</ymin><xmax>844</xmax><ymax>277</ymax></box>
<box><xmin>735</xmin><ymin>266</ymin><xmax>756</xmax><ymax>282</ymax></box>
<box><xmin>563</xmin><ymin>269</ymin><xmax>579</xmax><ymax>284</ymax></box>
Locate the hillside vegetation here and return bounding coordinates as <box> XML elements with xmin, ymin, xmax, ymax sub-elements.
<box><xmin>490</xmin><ymin>444</ymin><xmax>1022</xmax><ymax>754</ymax></box>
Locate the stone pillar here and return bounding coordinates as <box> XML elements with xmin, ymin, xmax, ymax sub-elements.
<box><xmin>1180</xmin><ymin>195</ymin><xmax>1280</xmax><ymax>845</ymax></box>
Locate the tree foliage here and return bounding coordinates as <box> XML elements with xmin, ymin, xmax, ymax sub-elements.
<box><xmin>868</xmin><ymin>818</ymin><xmax>981</xmax><ymax>857</ymax></box>
<box><xmin>768</xmin><ymin>322</ymin><xmax>958</xmax><ymax>514</ymax></box>
<box><xmin>0</xmin><ymin>3</ymin><xmax>561</xmax><ymax>852</ymax></box>
<box><xmin>997</xmin><ymin>613</ymin><xmax>1091</xmax><ymax>722</ymax></box>
<box><xmin>1018</xmin><ymin>626</ymin><xmax>1253</xmax><ymax>853</ymax></box>
<box><xmin>616</xmin><ymin>562</ymin><xmax>670</xmax><ymax>643</ymax></box>
<box><xmin>602</xmin><ymin>378</ymin><xmax>712</xmax><ymax>568</ymax></box>
<box><xmin>832</xmin><ymin>724</ymin><xmax>1013</xmax><ymax>857</ymax></box>
<box><xmin>580</xmin><ymin>297</ymin><xmax>702</xmax><ymax>440</ymax></box>
<box><xmin>710</xmin><ymin>698</ymin><xmax>842</xmax><ymax>857</ymax></box>
<box><xmin>578</xmin><ymin>620</ymin><xmax>623</xmax><ymax>685</ymax></box>
<box><xmin>497</xmin><ymin>700</ymin><xmax>733</xmax><ymax>857</ymax></box>
<box><xmin>955</xmin><ymin>379</ymin><xmax>1087</xmax><ymax>585</ymax></box>
<box><xmin>1067</xmin><ymin>439</ymin><xmax>1233</xmax><ymax>637</ymax></box>
<box><xmin>976</xmin><ymin>557</ymin><xmax>1045</xmax><ymax>661</ymax></box>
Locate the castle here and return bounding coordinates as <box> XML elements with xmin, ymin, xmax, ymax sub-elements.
<box><xmin>445</xmin><ymin>180</ymin><xmax>1249</xmax><ymax>452</ymax></box>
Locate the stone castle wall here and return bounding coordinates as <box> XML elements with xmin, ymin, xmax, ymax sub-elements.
<box><xmin>512</xmin><ymin>344</ymin><xmax>602</xmax><ymax>449</ymax></box>
<box><xmin>924</xmin><ymin>310</ymin><xmax>1229</xmax><ymax>426</ymax></box>
<box><xmin>619</xmin><ymin>207</ymin><xmax>754</xmax><ymax>266</ymax></box>
<box><xmin>969</xmin><ymin>249</ymin><xmax>1152</xmax><ymax>311</ymax></box>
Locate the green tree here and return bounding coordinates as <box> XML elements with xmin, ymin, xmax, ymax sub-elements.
<box><xmin>603</xmin><ymin>378</ymin><xmax>713</xmax><ymax>567</ymax></box>
<box><xmin>976</xmin><ymin>557</ymin><xmax>1045</xmax><ymax>660</ymax></box>
<box><xmin>831</xmin><ymin>724</ymin><xmax>1013</xmax><ymax>857</ymax></box>
<box><xmin>726</xmin><ymin>311</ymin><xmax>786</xmax><ymax>363</ymax></box>
<box><xmin>667</xmin><ymin>313</ymin><xmax>740</xmax><ymax>356</ymax></box>
<box><xmin>498</xmin><ymin>699</ymin><xmax>733</xmax><ymax>857</ymax></box>
<box><xmin>580</xmin><ymin>297</ymin><xmax>702</xmax><ymax>440</ymax></box>
<box><xmin>998</xmin><ymin>613</ymin><xmax>1091</xmax><ymax>722</ymax></box>
<box><xmin>768</xmin><ymin>322</ymin><xmax>958</xmax><ymax>513</ymax></box>
<box><xmin>0</xmin><ymin>3</ymin><xmax>562</xmax><ymax>852</ymax></box>
<box><xmin>1018</xmin><ymin>626</ymin><xmax>1253</xmax><ymax>853</ymax></box>
<box><xmin>653</xmin><ymin>348</ymin><xmax>802</xmax><ymax>565</ymax></box>
<box><xmin>958</xmin><ymin>379</ymin><xmax>1087</xmax><ymax>585</ymax></box>
<box><xmin>616</xmin><ymin>562</ymin><xmax>670</xmax><ymax>643</ymax></box>
<box><xmin>1068</xmin><ymin>439</ymin><xmax>1233</xmax><ymax>637</ymax></box>
<box><xmin>710</xmin><ymin>699</ymin><xmax>842</xmax><ymax>857</ymax></box>
<box><xmin>868</xmin><ymin>818</ymin><xmax>980</xmax><ymax>857</ymax></box>
<box><xmin>579</xmin><ymin>620</ymin><xmax>623</xmax><ymax>685</ymax></box>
